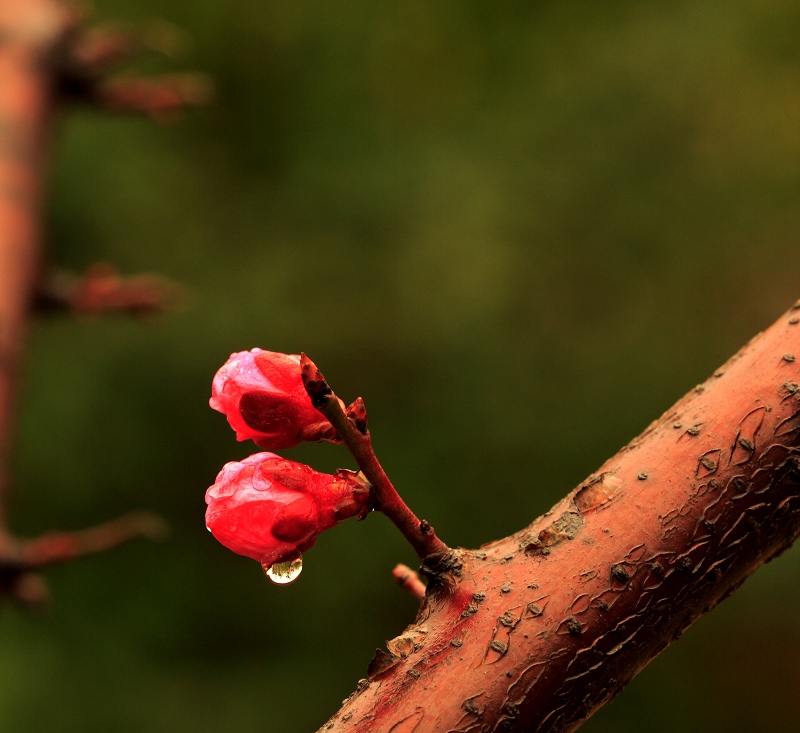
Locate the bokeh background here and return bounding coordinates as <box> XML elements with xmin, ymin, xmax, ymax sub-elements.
<box><xmin>3</xmin><ymin>0</ymin><xmax>800</xmax><ymax>730</ymax></box>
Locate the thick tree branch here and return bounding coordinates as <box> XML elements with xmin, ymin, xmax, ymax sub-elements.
<box><xmin>320</xmin><ymin>302</ymin><xmax>800</xmax><ymax>732</ymax></box>
<box><xmin>0</xmin><ymin>1</ymin><xmax>192</xmax><ymax>604</ymax></box>
<box><xmin>0</xmin><ymin>0</ymin><xmax>69</xmax><ymax>530</ymax></box>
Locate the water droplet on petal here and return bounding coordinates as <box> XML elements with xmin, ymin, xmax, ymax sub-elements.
<box><xmin>263</xmin><ymin>555</ymin><xmax>303</xmax><ymax>585</ymax></box>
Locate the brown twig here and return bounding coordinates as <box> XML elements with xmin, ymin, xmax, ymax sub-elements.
<box><xmin>392</xmin><ymin>563</ymin><xmax>426</xmax><ymax>601</ymax></box>
<box><xmin>56</xmin><ymin>17</ymin><xmax>213</xmax><ymax>121</ymax></box>
<box><xmin>36</xmin><ymin>263</ymin><xmax>182</xmax><ymax>316</ymax></box>
<box><xmin>16</xmin><ymin>511</ymin><xmax>167</xmax><ymax>567</ymax></box>
<box><xmin>0</xmin><ymin>511</ymin><xmax>167</xmax><ymax>608</ymax></box>
<box><xmin>92</xmin><ymin>73</ymin><xmax>212</xmax><ymax>122</ymax></box>
<box><xmin>0</xmin><ymin>1</ymin><xmax>192</xmax><ymax>604</ymax></box>
<box><xmin>300</xmin><ymin>353</ymin><xmax>449</xmax><ymax>560</ymax></box>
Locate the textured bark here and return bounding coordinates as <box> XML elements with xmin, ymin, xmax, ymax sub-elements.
<box><xmin>320</xmin><ymin>303</ymin><xmax>800</xmax><ymax>732</ymax></box>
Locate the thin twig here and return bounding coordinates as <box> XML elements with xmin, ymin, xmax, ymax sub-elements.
<box><xmin>57</xmin><ymin>18</ymin><xmax>213</xmax><ymax>121</ymax></box>
<box><xmin>300</xmin><ymin>353</ymin><xmax>448</xmax><ymax>560</ymax></box>
<box><xmin>0</xmin><ymin>511</ymin><xmax>166</xmax><ymax>607</ymax></box>
<box><xmin>36</xmin><ymin>264</ymin><xmax>182</xmax><ymax>316</ymax></box>
<box><xmin>392</xmin><ymin>563</ymin><xmax>426</xmax><ymax>601</ymax></box>
<box><xmin>17</xmin><ymin>511</ymin><xmax>167</xmax><ymax>568</ymax></box>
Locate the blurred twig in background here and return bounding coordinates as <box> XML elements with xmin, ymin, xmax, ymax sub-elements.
<box><xmin>0</xmin><ymin>0</ymin><xmax>205</xmax><ymax>607</ymax></box>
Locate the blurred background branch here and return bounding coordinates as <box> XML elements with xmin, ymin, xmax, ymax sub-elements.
<box><xmin>0</xmin><ymin>0</ymin><xmax>203</xmax><ymax>607</ymax></box>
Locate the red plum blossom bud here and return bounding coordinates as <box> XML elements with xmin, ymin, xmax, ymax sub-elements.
<box><xmin>205</xmin><ymin>452</ymin><xmax>370</xmax><ymax>567</ymax></box>
<box><xmin>210</xmin><ymin>349</ymin><xmax>338</xmax><ymax>450</ymax></box>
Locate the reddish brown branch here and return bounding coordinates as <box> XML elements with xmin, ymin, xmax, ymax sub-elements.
<box><xmin>92</xmin><ymin>73</ymin><xmax>211</xmax><ymax>122</ymax></box>
<box><xmin>37</xmin><ymin>263</ymin><xmax>182</xmax><ymax>316</ymax></box>
<box><xmin>16</xmin><ymin>511</ymin><xmax>167</xmax><ymax>567</ymax></box>
<box><xmin>393</xmin><ymin>563</ymin><xmax>426</xmax><ymax>601</ymax></box>
<box><xmin>0</xmin><ymin>2</ymin><xmax>187</xmax><ymax>603</ymax></box>
<box><xmin>57</xmin><ymin>17</ymin><xmax>212</xmax><ymax>121</ymax></box>
<box><xmin>320</xmin><ymin>302</ymin><xmax>800</xmax><ymax>732</ymax></box>
<box><xmin>301</xmin><ymin>353</ymin><xmax>449</xmax><ymax>560</ymax></box>
<box><xmin>0</xmin><ymin>511</ymin><xmax>166</xmax><ymax>608</ymax></box>
<box><xmin>0</xmin><ymin>0</ymin><xmax>72</xmax><ymax>529</ymax></box>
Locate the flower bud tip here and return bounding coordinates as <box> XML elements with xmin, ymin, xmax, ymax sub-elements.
<box><xmin>300</xmin><ymin>352</ymin><xmax>333</xmax><ymax>409</ymax></box>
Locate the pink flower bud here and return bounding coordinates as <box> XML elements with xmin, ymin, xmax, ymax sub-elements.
<box><xmin>205</xmin><ymin>452</ymin><xmax>369</xmax><ymax>566</ymax></box>
<box><xmin>210</xmin><ymin>349</ymin><xmax>338</xmax><ymax>450</ymax></box>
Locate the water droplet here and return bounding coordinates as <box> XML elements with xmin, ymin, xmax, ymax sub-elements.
<box><xmin>263</xmin><ymin>555</ymin><xmax>303</xmax><ymax>585</ymax></box>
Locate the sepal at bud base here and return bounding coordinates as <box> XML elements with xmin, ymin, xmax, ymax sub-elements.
<box><xmin>205</xmin><ymin>452</ymin><xmax>371</xmax><ymax>566</ymax></box>
<box><xmin>210</xmin><ymin>349</ymin><xmax>339</xmax><ymax>450</ymax></box>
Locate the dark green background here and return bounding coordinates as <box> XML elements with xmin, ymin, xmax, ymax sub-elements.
<box><xmin>4</xmin><ymin>0</ymin><xmax>800</xmax><ymax>730</ymax></box>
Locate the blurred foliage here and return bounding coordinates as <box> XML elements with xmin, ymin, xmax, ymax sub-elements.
<box><xmin>1</xmin><ymin>0</ymin><xmax>799</xmax><ymax>730</ymax></box>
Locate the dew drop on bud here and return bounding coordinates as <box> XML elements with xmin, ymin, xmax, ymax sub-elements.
<box><xmin>263</xmin><ymin>555</ymin><xmax>303</xmax><ymax>585</ymax></box>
